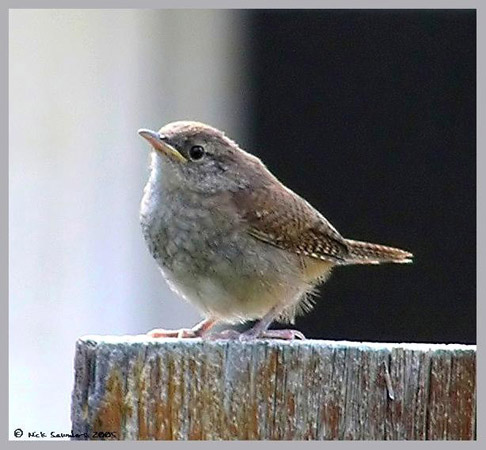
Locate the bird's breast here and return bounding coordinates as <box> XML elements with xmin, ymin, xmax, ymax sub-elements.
<box><xmin>140</xmin><ymin>181</ymin><xmax>239</xmax><ymax>269</ymax></box>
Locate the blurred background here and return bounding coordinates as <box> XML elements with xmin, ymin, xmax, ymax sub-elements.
<box><xmin>9</xmin><ymin>9</ymin><xmax>475</xmax><ymax>439</ymax></box>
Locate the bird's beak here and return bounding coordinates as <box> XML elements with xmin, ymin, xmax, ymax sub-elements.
<box><xmin>138</xmin><ymin>128</ymin><xmax>187</xmax><ymax>163</ymax></box>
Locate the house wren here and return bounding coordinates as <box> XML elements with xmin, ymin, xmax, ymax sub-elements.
<box><xmin>138</xmin><ymin>121</ymin><xmax>413</xmax><ymax>340</ymax></box>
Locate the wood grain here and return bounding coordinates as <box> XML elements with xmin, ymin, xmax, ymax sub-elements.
<box><xmin>71</xmin><ymin>336</ymin><xmax>476</xmax><ymax>440</ymax></box>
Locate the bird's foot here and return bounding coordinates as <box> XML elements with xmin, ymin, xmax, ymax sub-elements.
<box><xmin>147</xmin><ymin>327</ymin><xmax>200</xmax><ymax>338</ymax></box>
<box><xmin>206</xmin><ymin>328</ymin><xmax>305</xmax><ymax>341</ymax></box>
<box><xmin>205</xmin><ymin>329</ymin><xmax>242</xmax><ymax>340</ymax></box>
<box><xmin>147</xmin><ymin>318</ymin><xmax>216</xmax><ymax>339</ymax></box>
<box><xmin>240</xmin><ymin>328</ymin><xmax>306</xmax><ymax>341</ymax></box>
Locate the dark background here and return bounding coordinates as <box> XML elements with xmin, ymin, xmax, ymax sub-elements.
<box><xmin>245</xmin><ymin>10</ymin><xmax>476</xmax><ymax>344</ymax></box>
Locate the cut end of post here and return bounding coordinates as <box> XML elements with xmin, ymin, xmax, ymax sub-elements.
<box><xmin>71</xmin><ymin>337</ymin><xmax>476</xmax><ymax>440</ymax></box>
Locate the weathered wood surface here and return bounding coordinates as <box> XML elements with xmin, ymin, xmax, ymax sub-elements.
<box><xmin>71</xmin><ymin>336</ymin><xmax>476</xmax><ymax>440</ymax></box>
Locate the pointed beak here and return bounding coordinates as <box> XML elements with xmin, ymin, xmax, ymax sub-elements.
<box><xmin>138</xmin><ymin>128</ymin><xmax>187</xmax><ymax>163</ymax></box>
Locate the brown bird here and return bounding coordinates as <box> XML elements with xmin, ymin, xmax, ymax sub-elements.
<box><xmin>138</xmin><ymin>121</ymin><xmax>413</xmax><ymax>340</ymax></box>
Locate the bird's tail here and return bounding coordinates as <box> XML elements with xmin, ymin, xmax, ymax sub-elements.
<box><xmin>344</xmin><ymin>239</ymin><xmax>413</xmax><ymax>265</ymax></box>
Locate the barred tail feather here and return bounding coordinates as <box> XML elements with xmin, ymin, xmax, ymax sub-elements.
<box><xmin>344</xmin><ymin>239</ymin><xmax>413</xmax><ymax>265</ymax></box>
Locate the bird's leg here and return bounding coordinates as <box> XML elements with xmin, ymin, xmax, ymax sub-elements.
<box><xmin>240</xmin><ymin>306</ymin><xmax>306</xmax><ymax>341</ymax></box>
<box><xmin>207</xmin><ymin>306</ymin><xmax>305</xmax><ymax>341</ymax></box>
<box><xmin>147</xmin><ymin>318</ymin><xmax>217</xmax><ymax>338</ymax></box>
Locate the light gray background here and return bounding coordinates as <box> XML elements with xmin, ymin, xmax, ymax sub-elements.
<box><xmin>9</xmin><ymin>9</ymin><xmax>249</xmax><ymax>439</ymax></box>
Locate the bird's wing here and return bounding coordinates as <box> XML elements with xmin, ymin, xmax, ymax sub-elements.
<box><xmin>232</xmin><ymin>183</ymin><xmax>350</xmax><ymax>263</ymax></box>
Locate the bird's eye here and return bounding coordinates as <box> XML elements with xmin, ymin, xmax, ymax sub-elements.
<box><xmin>189</xmin><ymin>145</ymin><xmax>205</xmax><ymax>161</ymax></box>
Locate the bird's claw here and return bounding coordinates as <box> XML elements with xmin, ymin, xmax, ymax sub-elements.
<box><xmin>147</xmin><ymin>328</ymin><xmax>198</xmax><ymax>338</ymax></box>
<box><xmin>204</xmin><ymin>328</ymin><xmax>305</xmax><ymax>341</ymax></box>
<box><xmin>241</xmin><ymin>328</ymin><xmax>306</xmax><ymax>341</ymax></box>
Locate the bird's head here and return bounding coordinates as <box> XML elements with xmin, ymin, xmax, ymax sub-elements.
<box><xmin>138</xmin><ymin>121</ymin><xmax>268</xmax><ymax>194</ymax></box>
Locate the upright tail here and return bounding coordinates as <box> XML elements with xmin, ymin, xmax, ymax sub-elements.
<box><xmin>344</xmin><ymin>239</ymin><xmax>413</xmax><ymax>265</ymax></box>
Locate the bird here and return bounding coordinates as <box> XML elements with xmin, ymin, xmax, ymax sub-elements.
<box><xmin>138</xmin><ymin>121</ymin><xmax>413</xmax><ymax>340</ymax></box>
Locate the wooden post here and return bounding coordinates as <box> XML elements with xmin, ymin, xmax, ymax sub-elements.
<box><xmin>71</xmin><ymin>336</ymin><xmax>476</xmax><ymax>440</ymax></box>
